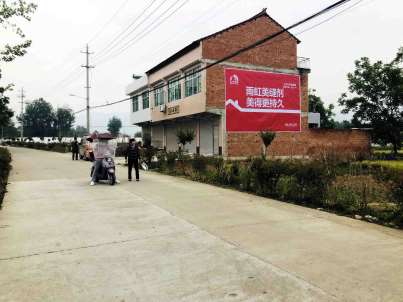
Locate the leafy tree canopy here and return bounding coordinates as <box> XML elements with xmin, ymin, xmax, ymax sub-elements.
<box><xmin>18</xmin><ymin>98</ymin><xmax>55</xmax><ymax>138</ymax></box>
<box><xmin>0</xmin><ymin>0</ymin><xmax>37</xmax><ymax>66</ymax></box>
<box><xmin>55</xmin><ymin>107</ymin><xmax>75</xmax><ymax>138</ymax></box>
<box><xmin>0</xmin><ymin>87</ymin><xmax>13</xmax><ymax>127</ymax></box>
<box><xmin>339</xmin><ymin>47</ymin><xmax>403</xmax><ymax>154</ymax></box>
<box><xmin>107</xmin><ymin>116</ymin><xmax>122</xmax><ymax>137</ymax></box>
<box><xmin>308</xmin><ymin>89</ymin><xmax>336</xmax><ymax>128</ymax></box>
<box><xmin>176</xmin><ymin>129</ymin><xmax>195</xmax><ymax>148</ymax></box>
<box><xmin>1</xmin><ymin>0</ymin><xmax>37</xmax><ymax>129</ymax></box>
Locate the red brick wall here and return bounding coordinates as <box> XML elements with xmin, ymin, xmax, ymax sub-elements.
<box><xmin>226</xmin><ymin>129</ymin><xmax>371</xmax><ymax>158</ymax></box>
<box><xmin>202</xmin><ymin>16</ymin><xmax>297</xmax><ymax>68</ymax></box>
<box><xmin>204</xmin><ymin>15</ymin><xmax>298</xmax><ymax>109</ymax></box>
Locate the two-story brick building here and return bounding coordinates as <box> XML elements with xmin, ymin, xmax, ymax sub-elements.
<box><xmin>127</xmin><ymin>9</ymin><xmax>370</xmax><ymax>158</ymax></box>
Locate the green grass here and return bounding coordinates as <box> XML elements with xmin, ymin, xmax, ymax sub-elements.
<box><xmin>365</xmin><ymin>160</ymin><xmax>403</xmax><ymax>171</ymax></box>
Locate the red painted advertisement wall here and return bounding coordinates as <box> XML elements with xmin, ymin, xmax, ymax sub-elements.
<box><xmin>225</xmin><ymin>68</ymin><xmax>301</xmax><ymax>132</ymax></box>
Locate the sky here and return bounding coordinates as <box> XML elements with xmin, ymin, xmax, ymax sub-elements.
<box><xmin>1</xmin><ymin>0</ymin><xmax>402</xmax><ymax>134</ymax></box>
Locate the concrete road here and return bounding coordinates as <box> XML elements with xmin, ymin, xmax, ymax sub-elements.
<box><xmin>0</xmin><ymin>147</ymin><xmax>402</xmax><ymax>302</ymax></box>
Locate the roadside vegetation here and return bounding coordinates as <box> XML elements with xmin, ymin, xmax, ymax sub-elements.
<box><xmin>0</xmin><ymin>147</ymin><xmax>12</xmax><ymax>208</ymax></box>
<box><xmin>150</xmin><ymin>151</ymin><xmax>403</xmax><ymax>229</ymax></box>
<box><xmin>2</xmin><ymin>140</ymin><xmax>70</xmax><ymax>153</ymax></box>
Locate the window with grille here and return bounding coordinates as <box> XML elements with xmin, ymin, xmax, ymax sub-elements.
<box><xmin>142</xmin><ymin>91</ymin><xmax>149</xmax><ymax>109</ymax></box>
<box><xmin>185</xmin><ymin>66</ymin><xmax>201</xmax><ymax>97</ymax></box>
<box><xmin>154</xmin><ymin>86</ymin><xmax>164</xmax><ymax>106</ymax></box>
<box><xmin>168</xmin><ymin>76</ymin><xmax>181</xmax><ymax>102</ymax></box>
<box><xmin>132</xmin><ymin>95</ymin><xmax>139</xmax><ymax>112</ymax></box>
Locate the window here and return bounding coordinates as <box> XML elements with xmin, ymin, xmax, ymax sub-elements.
<box><xmin>132</xmin><ymin>95</ymin><xmax>139</xmax><ymax>112</ymax></box>
<box><xmin>185</xmin><ymin>66</ymin><xmax>201</xmax><ymax>97</ymax></box>
<box><xmin>154</xmin><ymin>86</ymin><xmax>164</xmax><ymax>106</ymax></box>
<box><xmin>168</xmin><ymin>76</ymin><xmax>181</xmax><ymax>102</ymax></box>
<box><xmin>142</xmin><ymin>91</ymin><xmax>149</xmax><ymax>109</ymax></box>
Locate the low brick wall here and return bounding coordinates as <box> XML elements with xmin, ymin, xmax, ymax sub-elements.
<box><xmin>226</xmin><ymin>129</ymin><xmax>371</xmax><ymax>159</ymax></box>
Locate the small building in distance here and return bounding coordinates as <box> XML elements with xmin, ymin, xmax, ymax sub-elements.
<box><xmin>126</xmin><ymin>9</ymin><xmax>370</xmax><ymax>158</ymax></box>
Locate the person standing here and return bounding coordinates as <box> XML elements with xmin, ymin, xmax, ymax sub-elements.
<box><xmin>125</xmin><ymin>138</ymin><xmax>140</xmax><ymax>181</ymax></box>
<box><xmin>71</xmin><ymin>138</ymin><xmax>79</xmax><ymax>160</ymax></box>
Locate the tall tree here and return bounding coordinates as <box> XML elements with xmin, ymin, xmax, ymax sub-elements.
<box><xmin>339</xmin><ymin>48</ymin><xmax>403</xmax><ymax>154</ymax></box>
<box><xmin>19</xmin><ymin>98</ymin><xmax>55</xmax><ymax>138</ymax></box>
<box><xmin>0</xmin><ymin>1</ymin><xmax>37</xmax><ymax>129</ymax></box>
<box><xmin>308</xmin><ymin>89</ymin><xmax>336</xmax><ymax>128</ymax></box>
<box><xmin>107</xmin><ymin>116</ymin><xmax>122</xmax><ymax>137</ymax></box>
<box><xmin>55</xmin><ymin>107</ymin><xmax>75</xmax><ymax>138</ymax></box>
<box><xmin>1</xmin><ymin>121</ymin><xmax>18</xmax><ymax>138</ymax></box>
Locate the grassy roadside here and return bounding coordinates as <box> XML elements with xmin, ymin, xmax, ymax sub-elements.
<box><xmin>152</xmin><ymin>153</ymin><xmax>403</xmax><ymax>229</ymax></box>
<box><xmin>365</xmin><ymin>160</ymin><xmax>403</xmax><ymax>171</ymax></box>
<box><xmin>0</xmin><ymin>147</ymin><xmax>12</xmax><ymax>208</ymax></box>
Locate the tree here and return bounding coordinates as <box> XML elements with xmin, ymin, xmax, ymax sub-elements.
<box><xmin>259</xmin><ymin>131</ymin><xmax>276</xmax><ymax>158</ymax></box>
<box><xmin>1</xmin><ymin>121</ymin><xmax>18</xmax><ymax>138</ymax></box>
<box><xmin>339</xmin><ymin>48</ymin><xmax>403</xmax><ymax>155</ymax></box>
<box><xmin>73</xmin><ymin>126</ymin><xmax>89</xmax><ymax>137</ymax></box>
<box><xmin>0</xmin><ymin>0</ymin><xmax>37</xmax><ymax>66</ymax></box>
<box><xmin>107</xmin><ymin>116</ymin><xmax>122</xmax><ymax>137</ymax></box>
<box><xmin>176</xmin><ymin>129</ymin><xmax>195</xmax><ymax>152</ymax></box>
<box><xmin>0</xmin><ymin>88</ymin><xmax>14</xmax><ymax>128</ymax></box>
<box><xmin>55</xmin><ymin>107</ymin><xmax>75</xmax><ymax>138</ymax></box>
<box><xmin>1</xmin><ymin>1</ymin><xmax>37</xmax><ymax>131</ymax></box>
<box><xmin>19</xmin><ymin>98</ymin><xmax>55</xmax><ymax>138</ymax></box>
<box><xmin>334</xmin><ymin>120</ymin><xmax>353</xmax><ymax>129</ymax></box>
<box><xmin>308</xmin><ymin>90</ymin><xmax>336</xmax><ymax>128</ymax></box>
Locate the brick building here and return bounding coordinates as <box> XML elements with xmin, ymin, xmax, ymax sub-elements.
<box><xmin>126</xmin><ymin>9</ymin><xmax>370</xmax><ymax>158</ymax></box>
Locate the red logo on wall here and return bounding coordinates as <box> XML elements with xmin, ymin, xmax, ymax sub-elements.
<box><xmin>225</xmin><ymin>68</ymin><xmax>301</xmax><ymax>132</ymax></box>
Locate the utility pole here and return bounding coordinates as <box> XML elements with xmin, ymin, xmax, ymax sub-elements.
<box><xmin>81</xmin><ymin>44</ymin><xmax>94</xmax><ymax>133</ymax></box>
<box><xmin>18</xmin><ymin>88</ymin><xmax>25</xmax><ymax>140</ymax></box>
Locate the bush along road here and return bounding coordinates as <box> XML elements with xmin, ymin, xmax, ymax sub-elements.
<box><xmin>153</xmin><ymin>152</ymin><xmax>403</xmax><ymax>229</ymax></box>
<box><xmin>0</xmin><ymin>147</ymin><xmax>12</xmax><ymax>208</ymax></box>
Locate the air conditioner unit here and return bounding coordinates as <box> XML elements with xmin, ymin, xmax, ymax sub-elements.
<box><xmin>159</xmin><ymin>104</ymin><xmax>166</xmax><ymax>112</ymax></box>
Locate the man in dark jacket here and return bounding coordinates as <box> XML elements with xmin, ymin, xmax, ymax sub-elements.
<box><xmin>125</xmin><ymin>138</ymin><xmax>140</xmax><ymax>181</ymax></box>
<box><xmin>71</xmin><ymin>138</ymin><xmax>79</xmax><ymax>160</ymax></box>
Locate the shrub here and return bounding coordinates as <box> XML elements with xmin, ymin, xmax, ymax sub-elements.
<box><xmin>0</xmin><ymin>147</ymin><xmax>12</xmax><ymax>208</ymax></box>
<box><xmin>155</xmin><ymin>151</ymin><xmax>167</xmax><ymax>170</ymax></box>
<box><xmin>166</xmin><ymin>151</ymin><xmax>177</xmax><ymax>171</ymax></box>
<box><xmin>142</xmin><ymin>146</ymin><xmax>156</xmax><ymax>165</ymax></box>
<box><xmin>275</xmin><ymin>175</ymin><xmax>300</xmax><ymax>201</ymax></box>
<box><xmin>249</xmin><ymin>158</ymin><xmax>288</xmax><ymax>196</ymax></box>
<box><xmin>192</xmin><ymin>154</ymin><xmax>207</xmax><ymax>173</ymax></box>
<box><xmin>293</xmin><ymin>160</ymin><xmax>333</xmax><ymax>206</ymax></box>
<box><xmin>326</xmin><ymin>175</ymin><xmax>391</xmax><ymax>214</ymax></box>
<box><xmin>239</xmin><ymin>161</ymin><xmax>253</xmax><ymax>191</ymax></box>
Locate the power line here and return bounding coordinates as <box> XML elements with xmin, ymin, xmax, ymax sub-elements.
<box><xmin>132</xmin><ymin>0</ymin><xmax>242</xmax><ymax>67</ymax></box>
<box><xmin>253</xmin><ymin>0</ymin><xmax>368</xmax><ymax>51</ymax></box>
<box><xmin>83</xmin><ymin>0</ymin><xmax>353</xmax><ymax>112</ymax></box>
<box><xmin>87</xmin><ymin>0</ymin><xmax>130</xmax><ymax>44</ymax></box>
<box><xmin>95</xmin><ymin>0</ymin><xmax>190</xmax><ymax>66</ymax></box>
<box><xmin>44</xmin><ymin>1</ymin><xmax>151</xmax><ymax>97</ymax></box>
<box><xmin>293</xmin><ymin>0</ymin><xmax>367</xmax><ymax>35</ymax></box>
<box><xmin>93</xmin><ymin>0</ymin><xmax>160</xmax><ymax>60</ymax></box>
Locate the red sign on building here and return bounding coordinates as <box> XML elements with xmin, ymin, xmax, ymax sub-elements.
<box><xmin>225</xmin><ymin>68</ymin><xmax>301</xmax><ymax>132</ymax></box>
